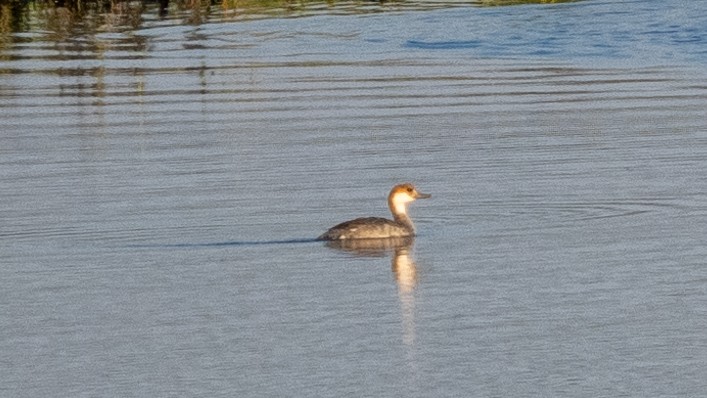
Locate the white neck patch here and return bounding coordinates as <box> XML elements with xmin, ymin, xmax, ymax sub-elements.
<box><xmin>391</xmin><ymin>192</ymin><xmax>414</xmax><ymax>215</ymax></box>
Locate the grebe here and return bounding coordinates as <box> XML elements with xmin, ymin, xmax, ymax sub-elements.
<box><xmin>318</xmin><ymin>183</ymin><xmax>431</xmax><ymax>240</ymax></box>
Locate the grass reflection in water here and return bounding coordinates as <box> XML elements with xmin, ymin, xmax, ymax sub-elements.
<box><xmin>0</xmin><ymin>0</ymin><xmax>579</xmax><ymax>38</ymax></box>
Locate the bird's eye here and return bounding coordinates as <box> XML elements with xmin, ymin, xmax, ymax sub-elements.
<box><xmin>407</xmin><ymin>187</ymin><xmax>413</xmax><ymax>192</ymax></box>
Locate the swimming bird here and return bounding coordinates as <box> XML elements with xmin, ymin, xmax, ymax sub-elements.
<box><xmin>318</xmin><ymin>183</ymin><xmax>431</xmax><ymax>240</ymax></box>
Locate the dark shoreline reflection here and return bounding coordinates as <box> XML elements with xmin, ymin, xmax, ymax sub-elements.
<box><xmin>325</xmin><ymin>237</ymin><xmax>419</xmax><ymax>346</ymax></box>
<box><xmin>0</xmin><ymin>0</ymin><xmax>579</xmax><ymax>39</ymax></box>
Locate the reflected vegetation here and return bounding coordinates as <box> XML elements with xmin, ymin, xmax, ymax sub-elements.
<box><xmin>0</xmin><ymin>0</ymin><xmax>579</xmax><ymax>61</ymax></box>
<box><xmin>326</xmin><ymin>237</ymin><xmax>419</xmax><ymax>346</ymax></box>
<box><xmin>0</xmin><ymin>0</ymin><xmax>579</xmax><ymax>40</ymax></box>
<box><xmin>0</xmin><ymin>0</ymin><xmax>150</xmax><ymax>60</ymax></box>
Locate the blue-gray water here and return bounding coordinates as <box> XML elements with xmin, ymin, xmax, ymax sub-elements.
<box><xmin>2</xmin><ymin>0</ymin><xmax>707</xmax><ymax>396</ymax></box>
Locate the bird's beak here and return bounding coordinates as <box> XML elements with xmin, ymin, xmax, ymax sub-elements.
<box><xmin>415</xmin><ymin>191</ymin><xmax>431</xmax><ymax>199</ymax></box>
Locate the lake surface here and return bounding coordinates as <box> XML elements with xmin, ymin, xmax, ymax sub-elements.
<box><xmin>2</xmin><ymin>0</ymin><xmax>707</xmax><ymax>396</ymax></box>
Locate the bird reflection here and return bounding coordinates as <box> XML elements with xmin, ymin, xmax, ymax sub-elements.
<box><xmin>324</xmin><ymin>236</ymin><xmax>413</xmax><ymax>256</ymax></box>
<box><xmin>325</xmin><ymin>237</ymin><xmax>418</xmax><ymax>346</ymax></box>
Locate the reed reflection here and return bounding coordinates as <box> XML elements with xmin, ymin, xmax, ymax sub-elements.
<box><xmin>325</xmin><ymin>236</ymin><xmax>419</xmax><ymax>346</ymax></box>
<box><xmin>0</xmin><ymin>0</ymin><xmax>578</xmax><ymax>44</ymax></box>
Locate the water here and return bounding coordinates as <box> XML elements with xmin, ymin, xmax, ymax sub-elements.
<box><xmin>2</xmin><ymin>0</ymin><xmax>707</xmax><ymax>396</ymax></box>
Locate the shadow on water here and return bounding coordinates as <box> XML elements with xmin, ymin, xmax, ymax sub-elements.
<box><xmin>129</xmin><ymin>237</ymin><xmax>320</xmax><ymax>249</ymax></box>
<box><xmin>136</xmin><ymin>236</ymin><xmax>418</xmax><ymax>250</ymax></box>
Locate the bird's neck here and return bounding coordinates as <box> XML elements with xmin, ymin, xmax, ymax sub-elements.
<box><xmin>389</xmin><ymin>196</ymin><xmax>415</xmax><ymax>232</ymax></box>
<box><xmin>393</xmin><ymin>211</ymin><xmax>415</xmax><ymax>233</ymax></box>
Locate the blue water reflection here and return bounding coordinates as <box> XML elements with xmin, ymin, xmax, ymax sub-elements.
<box><xmin>405</xmin><ymin>0</ymin><xmax>706</xmax><ymax>63</ymax></box>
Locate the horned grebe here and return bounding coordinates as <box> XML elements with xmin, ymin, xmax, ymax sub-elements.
<box><xmin>317</xmin><ymin>183</ymin><xmax>431</xmax><ymax>240</ymax></box>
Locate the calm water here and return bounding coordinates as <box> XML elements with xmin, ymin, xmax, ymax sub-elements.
<box><xmin>2</xmin><ymin>0</ymin><xmax>707</xmax><ymax>396</ymax></box>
